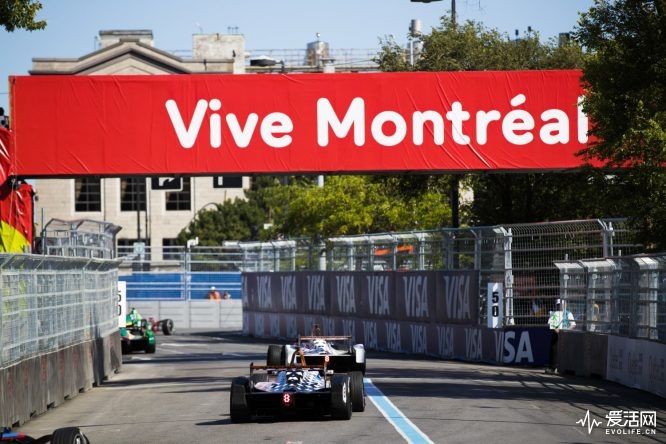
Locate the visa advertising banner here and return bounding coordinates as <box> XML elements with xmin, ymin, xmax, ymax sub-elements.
<box><xmin>9</xmin><ymin>70</ymin><xmax>592</xmax><ymax>177</ymax></box>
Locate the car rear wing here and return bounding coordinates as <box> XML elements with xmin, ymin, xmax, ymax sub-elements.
<box><xmin>250</xmin><ymin>363</ymin><xmax>328</xmax><ymax>374</ymax></box>
<box><xmin>254</xmin><ymin>347</ymin><xmax>331</xmax><ymax>372</ymax></box>
<box><xmin>298</xmin><ymin>335</ymin><xmax>352</xmax><ymax>342</ymax></box>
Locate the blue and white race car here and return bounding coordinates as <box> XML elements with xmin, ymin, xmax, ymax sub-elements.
<box><xmin>230</xmin><ymin>350</ymin><xmax>365</xmax><ymax>422</ymax></box>
<box><xmin>1</xmin><ymin>426</ymin><xmax>89</xmax><ymax>443</ymax></box>
<box><xmin>266</xmin><ymin>329</ymin><xmax>366</xmax><ymax>375</ymax></box>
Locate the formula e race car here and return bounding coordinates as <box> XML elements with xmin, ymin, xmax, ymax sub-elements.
<box><xmin>120</xmin><ymin>317</ymin><xmax>156</xmax><ymax>354</ymax></box>
<box><xmin>230</xmin><ymin>350</ymin><xmax>365</xmax><ymax>422</ymax></box>
<box><xmin>266</xmin><ymin>328</ymin><xmax>366</xmax><ymax>374</ymax></box>
<box><xmin>1</xmin><ymin>426</ymin><xmax>89</xmax><ymax>443</ymax></box>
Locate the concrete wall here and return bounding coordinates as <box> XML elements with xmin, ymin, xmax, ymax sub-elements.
<box><xmin>0</xmin><ymin>299</ymin><xmax>241</xmax><ymax>428</ymax></box>
<box><xmin>0</xmin><ymin>331</ymin><xmax>122</xmax><ymax>427</ymax></box>
<box><xmin>129</xmin><ymin>299</ymin><xmax>243</xmax><ymax>331</ymax></box>
<box><xmin>558</xmin><ymin>331</ymin><xmax>609</xmax><ymax>379</ymax></box>
<box><xmin>558</xmin><ymin>332</ymin><xmax>666</xmax><ymax>398</ymax></box>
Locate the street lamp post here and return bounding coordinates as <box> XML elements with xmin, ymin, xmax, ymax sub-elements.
<box><xmin>411</xmin><ymin>0</ymin><xmax>459</xmax><ymax>228</ymax></box>
<box><xmin>410</xmin><ymin>0</ymin><xmax>455</xmax><ymax>23</ymax></box>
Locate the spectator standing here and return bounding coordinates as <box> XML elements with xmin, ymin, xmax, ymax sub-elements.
<box><xmin>546</xmin><ymin>299</ymin><xmax>576</xmax><ymax>373</ymax></box>
<box><xmin>207</xmin><ymin>286</ymin><xmax>221</xmax><ymax>300</ymax></box>
<box><xmin>222</xmin><ymin>290</ymin><xmax>231</xmax><ymax>299</ymax></box>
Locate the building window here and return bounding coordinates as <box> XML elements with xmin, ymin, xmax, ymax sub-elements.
<box><xmin>166</xmin><ymin>177</ymin><xmax>191</xmax><ymax>211</ymax></box>
<box><xmin>120</xmin><ymin>177</ymin><xmax>146</xmax><ymax>211</ymax></box>
<box><xmin>162</xmin><ymin>238</ymin><xmax>181</xmax><ymax>261</ymax></box>
<box><xmin>75</xmin><ymin>178</ymin><xmax>101</xmax><ymax>212</ymax></box>
<box><xmin>215</xmin><ymin>175</ymin><xmax>243</xmax><ymax>188</ymax></box>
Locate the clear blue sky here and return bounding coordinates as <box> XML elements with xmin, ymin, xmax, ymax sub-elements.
<box><xmin>0</xmin><ymin>0</ymin><xmax>594</xmax><ymax>113</ymax></box>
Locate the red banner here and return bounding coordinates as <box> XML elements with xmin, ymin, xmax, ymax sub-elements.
<box><xmin>9</xmin><ymin>70</ymin><xmax>592</xmax><ymax>176</ymax></box>
<box><xmin>0</xmin><ymin>127</ymin><xmax>14</xmax><ymax>183</ymax></box>
<box><xmin>0</xmin><ymin>127</ymin><xmax>33</xmax><ymax>252</ymax></box>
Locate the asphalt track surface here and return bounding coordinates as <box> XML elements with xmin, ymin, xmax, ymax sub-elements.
<box><xmin>14</xmin><ymin>330</ymin><xmax>666</xmax><ymax>444</ymax></box>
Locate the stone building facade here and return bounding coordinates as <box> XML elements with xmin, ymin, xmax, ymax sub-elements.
<box><xmin>30</xmin><ymin>30</ymin><xmax>249</xmax><ymax>259</ymax></box>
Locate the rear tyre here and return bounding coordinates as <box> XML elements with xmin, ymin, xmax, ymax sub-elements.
<box><xmin>266</xmin><ymin>345</ymin><xmax>285</xmax><ymax>366</ymax></box>
<box><xmin>330</xmin><ymin>374</ymin><xmax>352</xmax><ymax>420</ymax></box>
<box><xmin>51</xmin><ymin>426</ymin><xmax>88</xmax><ymax>444</ymax></box>
<box><xmin>230</xmin><ymin>377</ymin><xmax>251</xmax><ymax>423</ymax></box>
<box><xmin>145</xmin><ymin>343</ymin><xmax>156</xmax><ymax>354</ymax></box>
<box><xmin>161</xmin><ymin>319</ymin><xmax>175</xmax><ymax>335</ymax></box>
<box><xmin>349</xmin><ymin>371</ymin><xmax>365</xmax><ymax>412</ymax></box>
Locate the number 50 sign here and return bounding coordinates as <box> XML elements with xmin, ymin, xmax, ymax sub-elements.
<box><xmin>487</xmin><ymin>283</ymin><xmax>503</xmax><ymax>328</ymax></box>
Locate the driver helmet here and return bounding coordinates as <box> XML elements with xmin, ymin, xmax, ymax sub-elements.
<box><xmin>286</xmin><ymin>370</ymin><xmax>302</xmax><ymax>384</ymax></box>
<box><xmin>312</xmin><ymin>338</ymin><xmax>327</xmax><ymax>349</ymax></box>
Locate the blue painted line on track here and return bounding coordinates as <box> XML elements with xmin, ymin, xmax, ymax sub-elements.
<box><xmin>364</xmin><ymin>378</ymin><xmax>434</xmax><ymax>444</ymax></box>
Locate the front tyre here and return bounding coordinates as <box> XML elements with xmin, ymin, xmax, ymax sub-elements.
<box><xmin>161</xmin><ymin>319</ymin><xmax>175</xmax><ymax>335</ymax></box>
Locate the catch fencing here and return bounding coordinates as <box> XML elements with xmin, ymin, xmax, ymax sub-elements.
<box><xmin>0</xmin><ymin>254</ymin><xmax>121</xmax><ymax>369</ymax></box>
<box><xmin>116</xmin><ymin>218</ymin><xmax>641</xmax><ymax>328</ymax></box>
<box><xmin>555</xmin><ymin>255</ymin><xmax>666</xmax><ymax>342</ymax></box>
<box><xmin>322</xmin><ymin>219</ymin><xmax>642</xmax><ymax>327</ymax></box>
<box><xmin>39</xmin><ymin>217</ymin><xmax>653</xmax><ymax>335</ymax></box>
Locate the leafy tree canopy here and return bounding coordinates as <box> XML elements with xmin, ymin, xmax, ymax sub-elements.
<box><xmin>177</xmin><ymin>197</ymin><xmax>265</xmax><ymax>245</ymax></box>
<box><xmin>266</xmin><ymin>175</ymin><xmax>451</xmax><ymax>239</ymax></box>
<box><xmin>573</xmin><ymin>0</ymin><xmax>666</xmax><ymax>250</ymax></box>
<box><xmin>574</xmin><ymin>0</ymin><xmax>666</xmax><ymax>167</ymax></box>
<box><xmin>0</xmin><ymin>0</ymin><xmax>46</xmax><ymax>32</ymax></box>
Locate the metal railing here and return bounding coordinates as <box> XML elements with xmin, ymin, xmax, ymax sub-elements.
<box><xmin>169</xmin><ymin>47</ymin><xmax>381</xmax><ymax>71</ymax></box>
<box><xmin>38</xmin><ymin>218</ymin><xmax>122</xmax><ymax>259</ymax></box>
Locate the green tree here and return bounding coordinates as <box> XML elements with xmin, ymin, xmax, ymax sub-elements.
<box><xmin>177</xmin><ymin>198</ymin><xmax>265</xmax><ymax>245</ymax></box>
<box><xmin>573</xmin><ymin>0</ymin><xmax>666</xmax><ymax>250</ymax></box>
<box><xmin>271</xmin><ymin>175</ymin><xmax>450</xmax><ymax>239</ymax></box>
<box><xmin>467</xmin><ymin>169</ymin><xmax>628</xmax><ymax>226</ymax></box>
<box><xmin>0</xmin><ymin>0</ymin><xmax>46</xmax><ymax>32</ymax></box>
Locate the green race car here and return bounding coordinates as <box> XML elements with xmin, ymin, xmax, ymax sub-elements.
<box><xmin>120</xmin><ymin>309</ymin><xmax>156</xmax><ymax>354</ymax></box>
